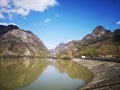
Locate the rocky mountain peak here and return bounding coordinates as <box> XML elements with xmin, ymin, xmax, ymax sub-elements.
<box><xmin>113</xmin><ymin>29</ymin><xmax>120</xmax><ymax>42</ymax></box>
<box><xmin>81</xmin><ymin>26</ymin><xmax>112</xmax><ymax>45</ymax></box>
<box><xmin>0</xmin><ymin>24</ymin><xmax>19</xmax><ymax>37</ymax></box>
<box><xmin>92</xmin><ymin>26</ymin><xmax>111</xmax><ymax>35</ymax></box>
<box><xmin>93</xmin><ymin>26</ymin><xmax>106</xmax><ymax>35</ymax></box>
<box><xmin>0</xmin><ymin>24</ymin><xmax>19</xmax><ymax>31</ymax></box>
<box><xmin>6</xmin><ymin>25</ymin><xmax>19</xmax><ymax>30</ymax></box>
<box><xmin>0</xmin><ymin>25</ymin><xmax>6</xmax><ymax>30</ymax></box>
<box><xmin>114</xmin><ymin>29</ymin><xmax>120</xmax><ymax>34</ymax></box>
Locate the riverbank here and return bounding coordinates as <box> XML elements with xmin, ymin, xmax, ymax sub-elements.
<box><xmin>72</xmin><ymin>59</ymin><xmax>120</xmax><ymax>90</ymax></box>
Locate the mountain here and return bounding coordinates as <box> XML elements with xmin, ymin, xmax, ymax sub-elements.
<box><xmin>53</xmin><ymin>43</ymin><xmax>66</xmax><ymax>54</ymax></box>
<box><xmin>55</xmin><ymin>26</ymin><xmax>120</xmax><ymax>59</ymax></box>
<box><xmin>0</xmin><ymin>24</ymin><xmax>49</xmax><ymax>58</ymax></box>
<box><xmin>49</xmin><ymin>43</ymin><xmax>66</xmax><ymax>58</ymax></box>
<box><xmin>81</xmin><ymin>26</ymin><xmax>112</xmax><ymax>45</ymax></box>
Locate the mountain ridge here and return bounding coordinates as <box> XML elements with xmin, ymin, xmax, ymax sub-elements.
<box><xmin>54</xmin><ymin>26</ymin><xmax>120</xmax><ymax>59</ymax></box>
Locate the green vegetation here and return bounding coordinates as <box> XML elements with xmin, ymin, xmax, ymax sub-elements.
<box><xmin>57</xmin><ymin>39</ymin><xmax>120</xmax><ymax>59</ymax></box>
<box><xmin>57</xmin><ymin>50</ymin><xmax>73</xmax><ymax>59</ymax></box>
<box><xmin>79</xmin><ymin>42</ymin><xmax>120</xmax><ymax>58</ymax></box>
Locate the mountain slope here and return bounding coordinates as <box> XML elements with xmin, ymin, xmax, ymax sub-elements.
<box><xmin>0</xmin><ymin>24</ymin><xmax>49</xmax><ymax>58</ymax></box>
<box><xmin>56</xmin><ymin>26</ymin><xmax>120</xmax><ymax>59</ymax></box>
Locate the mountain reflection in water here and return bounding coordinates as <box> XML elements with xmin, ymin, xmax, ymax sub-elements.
<box><xmin>55</xmin><ymin>60</ymin><xmax>93</xmax><ymax>83</ymax></box>
<box><xmin>0</xmin><ymin>59</ymin><xmax>93</xmax><ymax>90</ymax></box>
<box><xmin>0</xmin><ymin>59</ymin><xmax>48</xmax><ymax>90</ymax></box>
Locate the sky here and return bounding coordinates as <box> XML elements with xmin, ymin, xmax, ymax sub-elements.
<box><xmin>0</xmin><ymin>0</ymin><xmax>120</xmax><ymax>49</ymax></box>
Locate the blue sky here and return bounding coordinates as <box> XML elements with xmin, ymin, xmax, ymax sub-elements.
<box><xmin>0</xmin><ymin>0</ymin><xmax>120</xmax><ymax>49</ymax></box>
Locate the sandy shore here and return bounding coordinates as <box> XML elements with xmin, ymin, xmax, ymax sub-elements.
<box><xmin>72</xmin><ymin>59</ymin><xmax>120</xmax><ymax>90</ymax></box>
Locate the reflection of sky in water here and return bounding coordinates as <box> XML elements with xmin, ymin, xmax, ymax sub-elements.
<box><xmin>18</xmin><ymin>65</ymin><xmax>85</xmax><ymax>90</ymax></box>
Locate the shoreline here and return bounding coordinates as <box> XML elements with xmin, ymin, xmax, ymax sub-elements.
<box><xmin>72</xmin><ymin>59</ymin><xmax>120</xmax><ymax>90</ymax></box>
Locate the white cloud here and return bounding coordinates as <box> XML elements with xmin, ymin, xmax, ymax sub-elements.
<box><xmin>8</xmin><ymin>14</ymin><xmax>13</xmax><ymax>20</ymax></box>
<box><xmin>13</xmin><ymin>0</ymin><xmax>58</xmax><ymax>12</ymax></box>
<box><xmin>44</xmin><ymin>18</ymin><xmax>51</xmax><ymax>24</ymax></box>
<box><xmin>0</xmin><ymin>0</ymin><xmax>10</xmax><ymax>7</ymax></box>
<box><xmin>0</xmin><ymin>22</ymin><xmax>18</xmax><ymax>26</ymax></box>
<box><xmin>0</xmin><ymin>0</ymin><xmax>58</xmax><ymax>19</ymax></box>
<box><xmin>116</xmin><ymin>21</ymin><xmax>120</xmax><ymax>25</ymax></box>
<box><xmin>0</xmin><ymin>22</ymin><xmax>8</xmax><ymax>26</ymax></box>
<box><xmin>0</xmin><ymin>13</ymin><xmax>4</xmax><ymax>18</ymax></box>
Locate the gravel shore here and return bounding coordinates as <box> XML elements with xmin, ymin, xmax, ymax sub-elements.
<box><xmin>72</xmin><ymin>59</ymin><xmax>120</xmax><ymax>90</ymax></box>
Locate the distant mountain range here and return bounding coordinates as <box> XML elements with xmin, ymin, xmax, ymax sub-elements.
<box><xmin>53</xmin><ymin>26</ymin><xmax>120</xmax><ymax>59</ymax></box>
<box><xmin>0</xmin><ymin>24</ymin><xmax>49</xmax><ymax>58</ymax></box>
<box><xmin>49</xmin><ymin>43</ymin><xmax>66</xmax><ymax>55</ymax></box>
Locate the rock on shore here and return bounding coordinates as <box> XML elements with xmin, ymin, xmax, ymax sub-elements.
<box><xmin>73</xmin><ymin>59</ymin><xmax>120</xmax><ymax>90</ymax></box>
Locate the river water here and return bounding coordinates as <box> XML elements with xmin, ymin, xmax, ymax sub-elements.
<box><xmin>0</xmin><ymin>59</ymin><xmax>93</xmax><ymax>90</ymax></box>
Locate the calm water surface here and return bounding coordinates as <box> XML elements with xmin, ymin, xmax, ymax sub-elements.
<box><xmin>0</xmin><ymin>59</ymin><xmax>93</xmax><ymax>90</ymax></box>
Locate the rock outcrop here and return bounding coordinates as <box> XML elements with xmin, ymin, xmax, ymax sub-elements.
<box><xmin>0</xmin><ymin>24</ymin><xmax>49</xmax><ymax>57</ymax></box>
<box><xmin>81</xmin><ymin>26</ymin><xmax>112</xmax><ymax>45</ymax></box>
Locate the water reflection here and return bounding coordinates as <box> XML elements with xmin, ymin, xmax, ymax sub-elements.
<box><xmin>0</xmin><ymin>59</ymin><xmax>48</xmax><ymax>90</ymax></box>
<box><xmin>0</xmin><ymin>59</ymin><xmax>93</xmax><ymax>90</ymax></box>
<box><xmin>55</xmin><ymin>60</ymin><xmax>93</xmax><ymax>83</ymax></box>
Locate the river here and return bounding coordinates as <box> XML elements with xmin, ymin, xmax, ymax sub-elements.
<box><xmin>0</xmin><ymin>58</ymin><xmax>93</xmax><ymax>90</ymax></box>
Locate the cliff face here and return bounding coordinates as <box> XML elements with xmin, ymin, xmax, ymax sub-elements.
<box><xmin>55</xmin><ymin>26</ymin><xmax>120</xmax><ymax>59</ymax></box>
<box><xmin>0</xmin><ymin>24</ymin><xmax>49</xmax><ymax>57</ymax></box>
